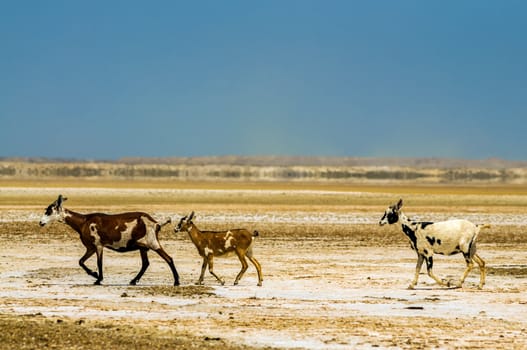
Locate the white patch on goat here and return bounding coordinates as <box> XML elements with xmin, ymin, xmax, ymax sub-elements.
<box><xmin>108</xmin><ymin>220</ymin><xmax>137</xmax><ymax>249</ymax></box>
<box><xmin>89</xmin><ymin>223</ymin><xmax>102</xmax><ymax>246</ymax></box>
<box><xmin>204</xmin><ymin>246</ymin><xmax>214</xmax><ymax>256</ymax></box>
<box><xmin>136</xmin><ymin>216</ymin><xmax>161</xmax><ymax>250</ymax></box>
<box><xmin>224</xmin><ymin>231</ymin><xmax>234</xmax><ymax>249</ymax></box>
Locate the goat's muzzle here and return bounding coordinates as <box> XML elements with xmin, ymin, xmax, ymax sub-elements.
<box><xmin>379</xmin><ymin>212</ymin><xmax>388</xmax><ymax>226</ymax></box>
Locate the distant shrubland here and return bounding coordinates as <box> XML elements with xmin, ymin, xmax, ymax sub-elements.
<box><xmin>1</xmin><ymin>156</ymin><xmax>526</xmax><ymax>184</ymax></box>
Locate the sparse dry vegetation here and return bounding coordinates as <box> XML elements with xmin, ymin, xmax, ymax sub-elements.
<box><xmin>1</xmin><ymin>172</ymin><xmax>526</xmax><ymax>349</ymax></box>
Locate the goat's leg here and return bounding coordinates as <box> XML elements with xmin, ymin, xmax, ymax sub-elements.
<box><xmin>246</xmin><ymin>246</ymin><xmax>263</xmax><ymax>286</ymax></box>
<box><xmin>247</xmin><ymin>256</ymin><xmax>263</xmax><ymax>286</ymax></box>
<box><xmin>473</xmin><ymin>253</ymin><xmax>486</xmax><ymax>289</ymax></box>
<box><xmin>197</xmin><ymin>257</ymin><xmax>207</xmax><ymax>285</ymax></box>
<box><xmin>79</xmin><ymin>247</ymin><xmax>98</xmax><ymax>280</ymax></box>
<box><xmin>94</xmin><ymin>247</ymin><xmax>104</xmax><ymax>285</ymax></box>
<box><xmin>409</xmin><ymin>254</ymin><xmax>425</xmax><ymax>289</ymax></box>
<box><xmin>153</xmin><ymin>247</ymin><xmax>180</xmax><ymax>286</ymax></box>
<box><xmin>457</xmin><ymin>252</ymin><xmax>475</xmax><ymax>288</ymax></box>
<box><xmin>207</xmin><ymin>256</ymin><xmax>225</xmax><ymax>285</ymax></box>
<box><xmin>425</xmin><ymin>256</ymin><xmax>449</xmax><ymax>287</ymax></box>
<box><xmin>130</xmin><ymin>248</ymin><xmax>150</xmax><ymax>285</ymax></box>
<box><xmin>234</xmin><ymin>251</ymin><xmax>249</xmax><ymax>286</ymax></box>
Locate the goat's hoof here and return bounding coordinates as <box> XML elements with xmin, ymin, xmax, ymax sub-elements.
<box><xmin>90</xmin><ymin>272</ymin><xmax>99</xmax><ymax>279</ymax></box>
<box><xmin>129</xmin><ymin>280</ymin><xmax>137</xmax><ymax>286</ymax></box>
<box><xmin>446</xmin><ymin>280</ymin><xmax>461</xmax><ymax>288</ymax></box>
<box><xmin>94</xmin><ymin>281</ymin><xmax>101</xmax><ymax>285</ymax></box>
<box><xmin>407</xmin><ymin>284</ymin><xmax>415</xmax><ymax>290</ymax></box>
<box><xmin>174</xmin><ymin>281</ymin><xmax>180</xmax><ymax>287</ymax></box>
<box><xmin>257</xmin><ymin>282</ymin><xmax>262</xmax><ymax>287</ymax></box>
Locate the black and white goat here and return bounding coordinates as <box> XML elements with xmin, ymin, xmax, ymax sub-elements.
<box><xmin>174</xmin><ymin>212</ymin><xmax>263</xmax><ymax>286</ymax></box>
<box><xmin>379</xmin><ymin>199</ymin><xmax>489</xmax><ymax>289</ymax></box>
<box><xmin>39</xmin><ymin>195</ymin><xmax>180</xmax><ymax>286</ymax></box>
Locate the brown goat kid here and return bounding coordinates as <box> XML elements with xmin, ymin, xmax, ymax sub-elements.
<box><xmin>39</xmin><ymin>195</ymin><xmax>180</xmax><ymax>286</ymax></box>
<box><xmin>175</xmin><ymin>212</ymin><xmax>263</xmax><ymax>286</ymax></box>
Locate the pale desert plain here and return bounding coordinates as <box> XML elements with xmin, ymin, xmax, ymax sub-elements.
<box><xmin>0</xmin><ymin>180</ymin><xmax>526</xmax><ymax>349</ymax></box>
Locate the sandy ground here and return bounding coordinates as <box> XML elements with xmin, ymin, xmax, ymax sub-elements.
<box><xmin>0</xmin><ymin>188</ymin><xmax>526</xmax><ymax>349</ymax></box>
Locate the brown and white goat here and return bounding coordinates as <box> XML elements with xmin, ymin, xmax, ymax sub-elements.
<box><xmin>39</xmin><ymin>195</ymin><xmax>180</xmax><ymax>286</ymax></box>
<box><xmin>379</xmin><ymin>199</ymin><xmax>489</xmax><ymax>289</ymax></box>
<box><xmin>174</xmin><ymin>212</ymin><xmax>263</xmax><ymax>286</ymax></box>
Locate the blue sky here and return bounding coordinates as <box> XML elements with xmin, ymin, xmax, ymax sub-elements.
<box><xmin>1</xmin><ymin>1</ymin><xmax>526</xmax><ymax>160</ymax></box>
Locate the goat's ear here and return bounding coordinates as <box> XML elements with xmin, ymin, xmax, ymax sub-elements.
<box><xmin>189</xmin><ymin>211</ymin><xmax>195</xmax><ymax>221</ymax></box>
<box><xmin>396</xmin><ymin>198</ymin><xmax>403</xmax><ymax>210</ymax></box>
<box><xmin>56</xmin><ymin>195</ymin><xmax>68</xmax><ymax>208</ymax></box>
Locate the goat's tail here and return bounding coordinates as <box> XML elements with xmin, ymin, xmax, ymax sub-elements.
<box><xmin>253</xmin><ymin>230</ymin><xmax>260</xmax><ymax>237</ymax></box>
<box><xmin>161</xmin><ymin>217</ymin><xmax>172</xmax><ymax>227</ymax></box>
<box><xmin>474</xmin><ymin>223</ymin><xmax>491</xmax><ymax>241</ymax></box>
<box><xmin>156</xmin><ymin>218</ymin><xmax>172</xmax><ymax>232</ymax></box>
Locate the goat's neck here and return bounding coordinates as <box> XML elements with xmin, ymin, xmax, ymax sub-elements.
<box><xmin>397</xmin><ymin>211</ymin><xmax>416</xmax><ymax>229</ymax></box>
<box><xmin>63</xmin><ymin>209</ymin><xmax>87</xmax><ymax>235</ymax></box>
<box><xmin>186</xmin><ymin>223</ymin><xmax>204</xmax><ymax>245</ymax></box>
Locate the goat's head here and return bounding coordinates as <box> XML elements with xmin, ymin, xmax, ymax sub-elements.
<box><xmin>39</xmin><ymin>194</ymin><xmax>68</xmax><ymax>227</ymax></box>
<box><xmin>379</xmin><ymin>199</ymin><xmax>403</xmax><ymax>226</ymax></box>
<box><xmin>174</xmin><ymin>211</ymin><xmax>195</xmax><ymax>233</ymax></box>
